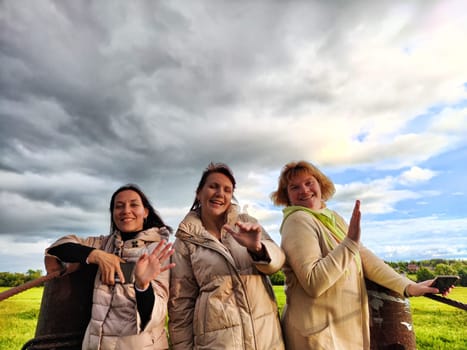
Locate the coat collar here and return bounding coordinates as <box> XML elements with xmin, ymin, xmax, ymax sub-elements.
<box><xmin>176</xmin><ymin>204</ymin><xmax>240</xmax><ymax>244</ymax></box>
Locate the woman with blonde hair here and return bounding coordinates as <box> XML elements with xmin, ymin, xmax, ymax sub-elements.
<box><xmin>271</xmin><ymin>160</ymin><xmax>444</xmax><ymax>350</ymax></box>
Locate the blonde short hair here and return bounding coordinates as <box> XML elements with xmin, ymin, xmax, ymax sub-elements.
<box><xmin>270</xmin><ymin>160</ymin><xmax>335</xmax><ymax>206</ymax></box>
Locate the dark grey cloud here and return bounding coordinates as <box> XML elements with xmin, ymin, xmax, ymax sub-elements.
<box><xmin>1</xmin><ymin>0</ymin><xmax>466</xmax><ymax>272</ymax></box>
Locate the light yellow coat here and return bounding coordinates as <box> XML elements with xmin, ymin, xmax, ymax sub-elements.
<box><xmin>280</xmin><ymin>209</ymin><xmax>412</xmax><ymax>350</ymax></box>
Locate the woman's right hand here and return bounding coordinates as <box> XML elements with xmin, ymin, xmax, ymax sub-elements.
<box><xmin>347</xmin><ymin>200</ymin><xmax>361</xmax><ymax>243</ymax></box>
<box><xmin>87</xmin><ymin>249</ymin><xmax>125</xmax><ymax>285</ymax></box>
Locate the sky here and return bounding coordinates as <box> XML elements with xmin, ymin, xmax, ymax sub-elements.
<box><xmin>1</xmin><ymin>0</ymin><xmax>466</xmax><ymax>273</ymax></box>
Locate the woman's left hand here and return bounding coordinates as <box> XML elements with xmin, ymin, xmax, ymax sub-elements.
<box><xmin>134</xmin><ymin>240</ymin><xmax>175</xmax><ymax>290</ymax></box>
<box><xmin>223</xmin><ymin>221</ymin><xmax>263</xmax><ymax>253</ymax></box>
<box><xmin>406</xmin><ymin>279</ymin><xmax>454</xmax><ymax>297</ymax></box>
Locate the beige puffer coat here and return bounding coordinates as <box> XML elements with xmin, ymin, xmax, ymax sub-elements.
<box><xmin>168</xmin><ymin>204</ymin><xmax>285</xmax><ymax>350</ymax></box>
<box><xmin>46</xmin><ymin>227</ymin><xmax>170</xmax><ymax>350</ymax></box>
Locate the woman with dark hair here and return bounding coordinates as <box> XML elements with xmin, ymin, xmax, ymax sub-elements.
<box><xmin>46</xmin><ymin>184</ymin><xmax>175</xmax><ymax>350</ymax></box>
<box><xmin>168</xmin><ymin>162</ymin><xmax>285</xmax><ymax>350</ymax></box>
<box><xmin>108</xmin><ymin>184</ymin><xmax>169</xmax><ymax>232</ymax></box>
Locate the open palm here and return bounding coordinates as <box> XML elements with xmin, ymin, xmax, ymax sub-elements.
<box><xmin>134</xmin><ymin>240</ymin><xmax>175</xmax><ymax>290</ymax></box>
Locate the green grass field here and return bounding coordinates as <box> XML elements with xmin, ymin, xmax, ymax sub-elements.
<box><xmin>408</xmin><ymin>289</ymin><xmax>467</xmax><ymax>349</ymax></box>
<box><xmin>1</xmin><ymin>286</ymin><xmax>466</xmax><ymax>349</ymax></box>
<box><xmin>0</xmin><ymin>287</ymin><xmax>42</xmax><ymax>350</ymax></box>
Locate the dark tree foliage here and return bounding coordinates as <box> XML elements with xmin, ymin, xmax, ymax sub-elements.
<box><xmin>270</xmin><ymin>270</ymin><xmax>285</xmax><ymax>285</ymax></box>
<box><xmin>0</xmin><ymin>270</ymin><xmax>44</xmax><ymax>287</ymax></box>
<box><xmin>416</xmin><ymin>267</ymin><xmax>435</xmax><ymax>282</ymax></box>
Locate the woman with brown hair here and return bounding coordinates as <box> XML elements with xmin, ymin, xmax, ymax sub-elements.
<box><xmin>168</xmin><ymin>162</ymin><xmax>285</xmax><ymax>350</ymax></box>
<box><xmin>46</xmin><ymin>184</ymin><xmax>175</xmax><ymax>349</ymax></box>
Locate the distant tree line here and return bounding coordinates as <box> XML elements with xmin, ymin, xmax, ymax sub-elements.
<box><xmin>0</xmin><ymin>269</ymin><xmax>43</xmax><ymax>287</ymax></box>
<box><xmin>1</xmin><ymin>259</ymin><xmax>466</xmax><ymax>287</ymax></box>
<box><xmin>385</xmin><ymin>259</ymin><xmax>467</xmax><ymax>287</ymax></box>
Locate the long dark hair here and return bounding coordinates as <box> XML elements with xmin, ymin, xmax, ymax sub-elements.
<box><xmin>190</xmin><ymin>162</ymin><xmax>237</xmax><ymax>211</ymax></box>
<box><xmin>109</xmin><ymin>183</ymin><xmax>172</xmax><ymax>233</ymax></box>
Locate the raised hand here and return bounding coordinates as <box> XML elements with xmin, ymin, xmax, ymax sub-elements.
<box><xmin>134</xmin><ymin>240</ymin><xmax>175</xmax><ymax>290</ymax></box>
<box><xmin>87</xmin><ymin>249</ymin><xmax>125</xmax><ymax>285</ymax></box>
<box><xmin>223</xmin><ymin>221</ymin><xmax>263</xmax><ymax>253</ymax></box>
<box><xmin>347</xmin><ymin>200</ymin><xmax>361</xmax><ymax>243</ymax></box>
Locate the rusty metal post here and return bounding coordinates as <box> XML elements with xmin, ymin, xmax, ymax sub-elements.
<box><xmin>366</xmin><ymin>279</ymin><xmax>416</xmax><ymax>350</ymax></box>
<box><xmin>22</xmin><ymin>263</ymin><xmax>97</xmax><ymax>350</ymax></box>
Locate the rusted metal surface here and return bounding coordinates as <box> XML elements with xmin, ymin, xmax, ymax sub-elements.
<box><xmin>424</xmin><ymin>293</ymin><xmax>467</xmax><ymax>311</ymax></box>
<box><xmin>366</xmin><ymin>279</ymin><xmax>416</xmax><ymax>350</ymax></box>
<box><xmin>22</xmin><ymin>263</ymin><xmax>97</xmax><ymax>350</ymax></box>
<box><xmin>0</xmin><ymin>270</ymin><xmax>63</xmax><ymax>302</ymax></box>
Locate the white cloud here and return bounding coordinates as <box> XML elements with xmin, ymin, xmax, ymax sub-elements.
<box><xmin>429</xmin><ymin>106</ymin><xmax>467</xmax><ymax>133</ymax></box>
<box><xmin>363</xmin><ymin>215</ymin><xmax>467</xmax><ymax>261</ymax></box>
<box><xmin>398</xmin><ymin>166</ymin><xmax>437</xmax><ymax>185</ymax></box>
<box><xmin>332</xmin><ymin>176</ymin><xmax>423</xmax><ymax>215</ymax></box>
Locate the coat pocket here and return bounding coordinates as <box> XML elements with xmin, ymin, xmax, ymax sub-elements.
<box><xmin>301</xmin><ymin>323</ymin><xmax>333</xmax><ymax>350</ymax></box>
<box><xmin>194</xmin><ymin>291</ymin><xmax>241</xmax><ymax>335</ymax></box>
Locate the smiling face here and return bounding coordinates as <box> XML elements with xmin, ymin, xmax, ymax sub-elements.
<box><xmin>287</xmin><ymin>172</ymin><xmax>323</xmax><ymax>210</ymax></box>
<box><xmin>197</xmin><ymin>172</ymin><xmax>234</xmax><ymax>220</ymax></box>
<box><xmin>112</xmin><ymin>189</ymin><xmax>149</xmax><ymax>233</ymax></box>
